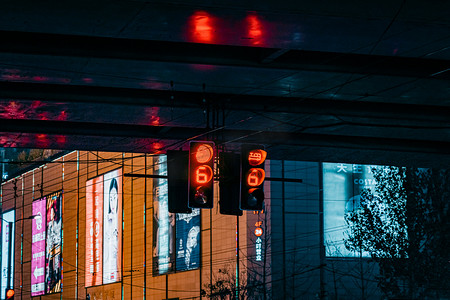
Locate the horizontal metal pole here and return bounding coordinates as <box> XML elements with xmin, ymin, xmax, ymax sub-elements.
<box><xmin>0</xmin><ymin>30</ymin><xmax>449</xmax><ymax>79</ymax></box>
<box><xmin>124</xmin><ymin>173</ymin><xmax>302</xmax><ymax>183</ymax></box>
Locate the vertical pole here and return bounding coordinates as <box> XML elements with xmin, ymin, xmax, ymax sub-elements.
<box><xmin>236</xmin><ymin>215</ymin><xmax>239</xmax><ymax>299</ymax></box>
<box><xmin>144</xmin><ymin>154</ymin><xmax>147</xmax><ymax>300</ymax></box>
<box><xmin>121</xmin><ymin>153</ymin><xmax>124</xmax><ymax>300</ymax></box>
<box><xmin>131</xmin><ymin>156</ymin><xmax>134</xmax><ymax>300</ymax></box>
<box><xmin>76</xmin><ymin>151</ymin><xmax>80</xmax><ymax>299</ymax></box>
<box><xmin>21</xmin><ymin>179</ymin><xmax>24</xmax><ymax>299</ymax></box>
<box><xmin>210</xmin><ymin>209</ymin><xmax>213</xmax><ymax>290</ymax></box>
<box><xmin>281</xmin><ymin>161</ymin><xmax>286</xmax><ymax>299</ymax></box>
<box><xmin>165</xmin><ymin>275</ymin><xmax>168</xmax><ymax>299</ymax></box>
<box><xmin>7</xmin><ymin>221</ymin><xmax>13</xmax><ymax>290</ymax></box>
<box><xmin>319</xmin><ymin>163</ymin><xmax>326</xmax><ymax>299</ymax></box>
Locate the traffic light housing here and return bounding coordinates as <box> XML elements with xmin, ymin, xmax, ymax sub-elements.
<box><xmin>167</xmin><ymin>150</ymin><xmax>192</xmax><ymax>214</ymax></box>
<box><xmin>240</xmin><ymin>144</ymin><xmax>267</xmax><ymax>211</ymax></box>
<box><xmin>188</xmin><ymin>141</ymin><xmax>215</xmax><ymax>209</ymax></box>
<box><xmin>219</xmin><ymin>152</ymin><xmax>242</xmax><ymax>216</ymax></box>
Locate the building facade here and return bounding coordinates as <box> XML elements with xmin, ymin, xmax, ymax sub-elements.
<box><xmin>1</xmin><ymin>151</ymin><xmax>383</xmax><ymax>299</ymax></box>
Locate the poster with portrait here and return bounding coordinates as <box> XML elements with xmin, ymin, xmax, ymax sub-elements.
<box><xmin>102</xmin><ymin>169</ymin><xmax>122</xmax><ymax>284</ymax></box>
<box><xmin>85</xmin><ymin>176</ymin><xmax>103</xmax><ymax>287</ymax></box>
<box><xmin>176</xmin><ymin>208</ymin><xmax>201</xmax><ymax>271</ymax></box>
<box><xmin>0</xmin><ymin>210</ymin><xmax>15</xmax><ymax>299</ymax></box>
<box><xmin>152</xmin><ymin>156</ymin><xmax>175</xmax><ymax>275</ymax></box>
<box><xmin>31</xmin><ymin>198</ymin><xmax>46</xmax><ymax>296</ymax></box>
<box><xmin>323</xmin><ymin>163</ymin><xmax>379</xmax><ymax>257</ymax></box>
<box><xmin>45</xmin><ymin>191</ymin><xmax>62</xmax><ymax>293</ymax></box>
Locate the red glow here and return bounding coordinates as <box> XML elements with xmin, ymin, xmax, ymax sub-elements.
<box><xmin>195</xmin><ymin>144</ymin><xmax>213</xmax><ymax>163</ymax></box>
<box><xmin>82</xmin><ymin>77</ymin><xmax>94</xmax><ymax>84</ymax></box>
<box><xmin>246</xmin><ymin>14</ymin><xmax>265</xmax><ymax>45</ymax></box>
<box><xmin>194</xmin><ymin>165</ymin><xmax>213</xmax><ymax>184</ymax></box>
<box><xmin>57</xmin><ymin>110</ymin><xmax>67</xmax><ymax>121</ymax></box>
<box><xmin>36</xmin><ymin>134</ymin><xmax>50</xmax><ymax>148</ymax></box>
<box><xmin>56</xmin><ymin>135</ymin><xmax>66</xmax><ymax>145</ymax></box>
<box><xmin>38</xmin><ymin>112</ymin><xmax>49</xmax><ymax>120</ymax></box>
<box><xmin>32</xmin><ymin>76</ymin><xmax>49</xmax><ymax>82</ymax></box>
<box><xmin>254</xmin><ymin>227</ymin><xmax>263</xmax><ymax>237</ymax></box>
<box><xmin>0</xmin><ymin>101</ymin><xmax>26</xmax><ymax>119</ymax></box>
<box><xmin>248</xmin><ymin>149</ymin><xmax>267</xmax><ymax>166</ymax></box>
<box><xmin>188</xmin><ymin>11</ymin><xmax>215</xmax><ymax>43</ymax></box>
<box><xmin>246</xmin><ymin>168</ymin><xmax>265</xmax><ymax>187</ymax></box>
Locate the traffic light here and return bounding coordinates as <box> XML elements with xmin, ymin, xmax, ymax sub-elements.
<box><xmin>6</xmin><ymin>288</ymin><xmax>14</xmax><ymax>299</ymax></box>
<box><xmin>188</xmin><ymin>141</ymin><xmax>215</xmax><ymax>209</ymax></box>
<box><xmin>240</xmin><ymin>144</ymin><xmax>267</xmax><ymax>211</ymax></box>
<box><xmin>219</xmin><ymin>152</ymin><xmax>242</xmax><ymax>216</ymax></box>
<box><xmin>167</xmin><ymin>150</ymin><xmax>192</xmax><ymax>214</ymax></box>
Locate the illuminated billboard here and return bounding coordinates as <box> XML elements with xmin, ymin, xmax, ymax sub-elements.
<box><xmin>85</xmin><ymin>169</ymin><xmax>122</xmax><ymax>287</ymax></box>
<box><xmin>45</xmin><ymin>191</ymin><xmax>63</xmax><ymax>293</ymax></box>
<box><xmin>102</xmin><ymin>169</ymin><xmax>122</xmax><ymax>284</ymax></box>
<box><xmin>153</xmin><ymin>156</ymin><xmax>175</xmax><ymax>275</ymax></box>
<box><xmin>1</xmin><ymin>210</ymin><xmax>15</xmax><ymax>299</ymax></box>
<box><xmin>31</xmin><ymin>198</ymin><xmax>46</xmax><ymax>296</ymax></box>
<box><xmin>176</xmin><ymin>208</ymin><xmax>201</xmax><ymax>271</ymax></box>
<box><xmin>323</xmin><ymin>163</ymin><xmax>377</xmax><ymax>257</ymax></box>
<box><xmin>86</xmin><ymin>176</ymin><xmax>104</xmax><ymax>286</ymax></box>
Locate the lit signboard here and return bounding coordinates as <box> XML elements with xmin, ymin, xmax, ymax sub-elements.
<box><xmin>31</xmin><ymin>198</ymin><xmax>46</xmax><ymax>296</ymax></box>
<box><xmin>102</xmin><ymin>169</ymin><xmax>122</xmax><ymax>284</ymax></box>
<box><xmin>45</xmin><ymin>191</ymin><xmax>63</xmax><ymax>293</ymax></box>
<box><xmin>176</xmin><ymin>208</ymin><xmax>201</xmax><ymax>271</ymax></box>
<box><xmin>86</xmin><ymin>177</ymin><xmax>103</xmax><ymax>286</ymax></box>
<box><xmin>323</xmin><ymin>163</ymin><xmax>376</xmax><ymax>257</ymax></box>
<box><xmin>1</xmin><ymin>210</ymin><xmax>15</xmax><ymax>299</ymax></box>
<box><xmin>85</xmin><ymin>169</ymin><xmax>122</xmax><ymax>287</ymax></box>
<box><xmin>153</xmin><ymin>156</ymin><xmax>175</xmax><ymax>275</ymax></box>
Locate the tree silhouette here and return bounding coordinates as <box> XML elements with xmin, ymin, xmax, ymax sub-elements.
<box><xmin>344</xmin><ymin>166</ymin><xmax>449</xmax><ymax>299</ymax></box>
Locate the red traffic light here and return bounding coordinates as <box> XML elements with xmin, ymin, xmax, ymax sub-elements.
<box><xmin>189</xmin><ymin>141</ymin><xmax>215</xmax><ymax>209</ymax></box>
<box><xmin>241</xmin><ymin>144</ymin><xmax>266</xmax><ymax>211</ymax></box>
<box><xmin>6</xmin><ymin>289</ymin><xmax>14</xmax><ymax>299</ymax></box>
<box><xmin>248</xmin><ymin>149</ymin><xmax>267</xmax><ymax>166</ymax></box>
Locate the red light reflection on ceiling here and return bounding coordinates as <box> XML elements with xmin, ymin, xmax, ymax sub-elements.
<box><xmin>188</xmin><ymin>11</ymin><xmax>215</xmax><ymax>44</ymax></box>
<box><xmin>246</xmin><ymin>14</ymin><xmax>265</xmax><ymax>46</ymax></box>
<box><xmin>36</xmin><ymin>134</ymin><xmax>50</xmax><ymax>148</ymax></box>
<box><xmin>0</xmin><ymin>101</ymin><xmax>26</xmax><ymax>119</ymax></box>
<box><xmin>56</xmin><ymin>135</ymin><xmax>66</xmax><ymax>145</ymax></box>
<box><xmin>145</xmin><ymin>107</ymin><xmax>161</xmax><ymax>126</ymax></box>
<box><xmin>32</xmin><ymin>76</ymin><xmax>49</xmax><ymax>82</ymax></box>
<box><xmin>82</xmin><ymin>77</ymin><xmax>94</xmax><ymax>84</ymax></box>
<box><xmin>57</xmin><ymin>110</ymin><xmax>67</xmax><ymax>121</ymax></box>
<box><xmin>150</xmin><ymin>142</ymin><xmax>164</xmax><ymax>154</ymax></box>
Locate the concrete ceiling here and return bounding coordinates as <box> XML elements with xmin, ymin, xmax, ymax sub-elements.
<box><xmin>0</xmin><ymin>0</ymin><xmax>449</xmax><ymax>167</ymax></box>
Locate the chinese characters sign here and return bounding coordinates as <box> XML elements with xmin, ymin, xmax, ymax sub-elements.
<box><xmin>323</xmin><ymin>163</ymin><xmax>377</xmax><ymax>257</ymax></box>
<box><xmin>1</xmin><ymin>210</ymin><xmax>15</xmax><ymax>299</ymax></box>
<box><xmin>31</xmin><ymin>198</ymin><xmax>46</xmax><ymax>296</ymax></box>
<box><xmin>86</xmin><ymin>177</ymin><xmax>103</xmax><ymax>286</ymax></box>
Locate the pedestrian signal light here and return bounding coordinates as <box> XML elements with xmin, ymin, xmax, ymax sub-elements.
<box><xmin>241</xmin><ymin>144</ymin><xmax>266</xmax><ymax>211</ymax></box>
<box><xmin>189</xmin><ymin>141</ymin><xmax>215</xmax><ymax>208</ymax></box>
<box><xmin>6</xmin><ymin>289</ymin><xmax>14</xmax><ymax>299</ymax></box>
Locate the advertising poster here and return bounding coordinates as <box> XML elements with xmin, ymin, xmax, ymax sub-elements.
<box><xmin>31</xmin><ymin>198</ymin><xmax>47</xmax><ymax>296</ymax></box>
<box><xmin>152</xmin><ymin>156</ymin><xmax>175</xmax><ymax>275</ymax></box>
<box><xmin>323</xmin><ymin>163</ymin><xmax>378</xmax><ymax>257</ymax></box>
<box><xmin>86</xmin><ymin>177</ymin><xmax>103</xmax><ymax>287</ymax></box>
<box><xmin>103</xmin><ymin>169</ymin><xmax>122</xmax><ymax>284</ymax></box>
<box><xmin>1</xmin><ymin>210</ymin><xmax>15</xmax><ymax>299</ymax></box>
<box><xmin>176</xmin><ymin>208</ymin><xmax>201</xmax><ymax>271</ymax></box>
<box><xmin>45</xmin><ymin>191</ymin><xmax>63</xmax><ymax>293</ymax></box>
